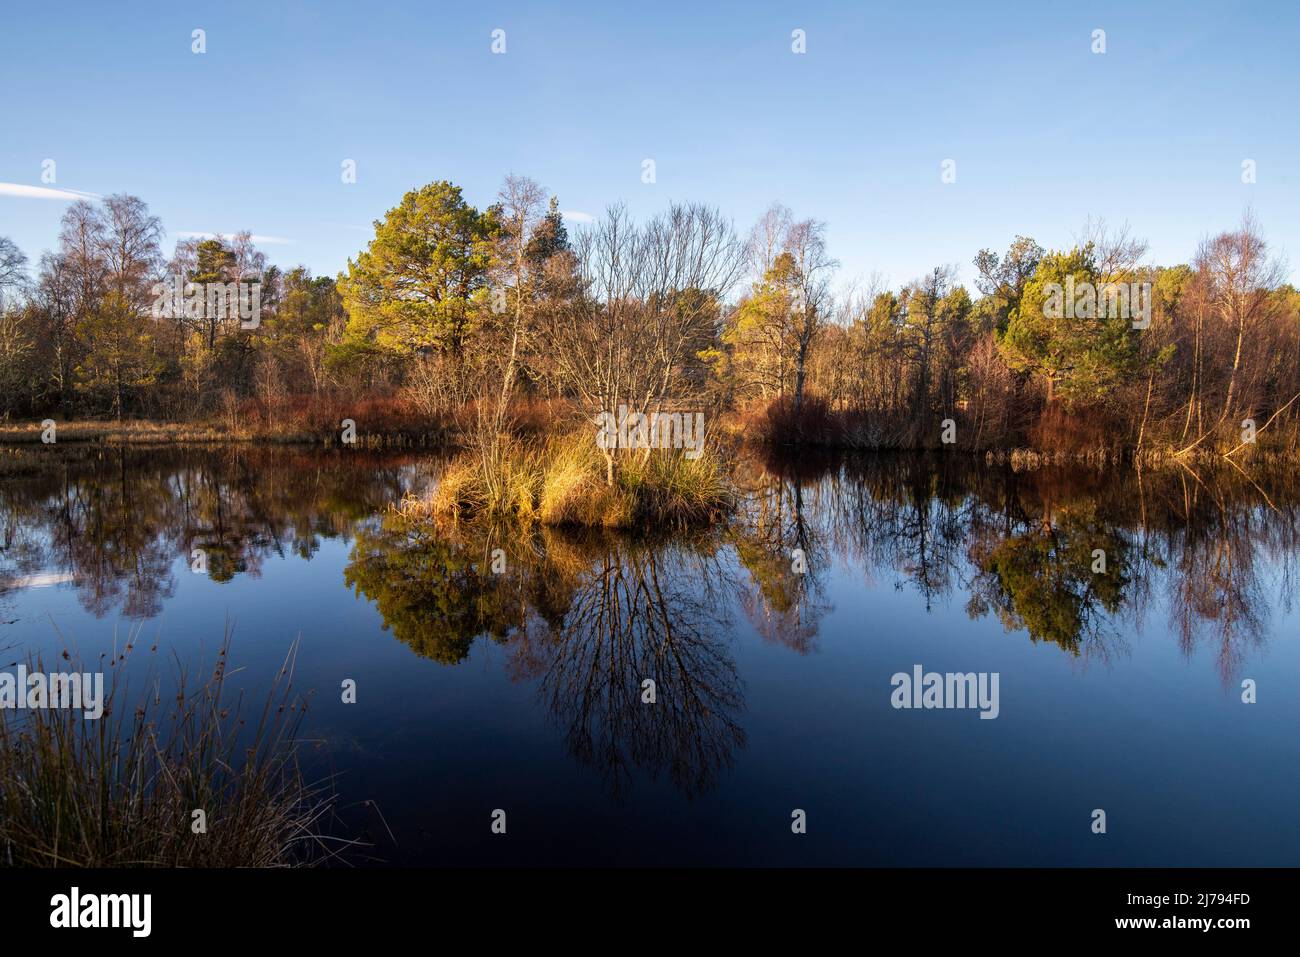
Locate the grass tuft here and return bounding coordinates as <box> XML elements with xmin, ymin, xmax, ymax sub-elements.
<box><xmin>425</xmin><ymin>432</ymin><xmax>732</xmax><ymax>529</ymax></box>
<box><xmin>0</xmin><ymin>631</ymin><xmax>337</xmax><ymax>868</ymax></box>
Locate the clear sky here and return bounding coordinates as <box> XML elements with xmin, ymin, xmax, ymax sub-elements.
<box><xmin>2</xmin><ymin>0</ymin><xmax>1297</xmax><ymax>290</ymax></box>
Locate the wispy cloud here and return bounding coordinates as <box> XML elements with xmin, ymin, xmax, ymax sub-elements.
<box><xmin>561</xmin><ymin>210</ymin><xmax>594</xmax><ymax>224</ymax></box>
<box><xmin>0</xmin><ymin>182</ymin><xmax>101</xmax><ymax>201</ymax></box>
<box><xmin>177</xmin><ymin>231</ymin><xmax>295</xmax><ymax>246</ymax></box>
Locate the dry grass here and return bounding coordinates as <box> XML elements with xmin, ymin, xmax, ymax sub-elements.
<box><xmin>616</xmin><ymin>445</ymin><xmax>733</xmax><ymax>526</ymax></box>
<box><xmin>0</xmin><ymin>631</ymin><xmax>337</xmax><ymax>868</ymax></box>
<box><xmin>424</xmin><ymin>432</ymin><xmax>732</xmax><ymax>529</ymax></box>
<box><xmin>0</xmin><ymin>420</ymin><xmax>236</xmax><ymax>444</ymax></box>
<box><xmin>0</xmin><ymin>395</ymin><xmax>451</xmax><ymax>446</ymax></box>
<box><xmin>537</xmin><ymin>436</ymin><xmax>633</xmax><ymax>527</ymax></box>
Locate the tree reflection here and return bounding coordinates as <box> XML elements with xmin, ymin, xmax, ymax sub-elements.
<box><xmin>967</xmin><ymin>505</ymin><xmax>1131</xmax><ymax>656</ymax></box>
<box><xmin>1163</xmin><ymin>463</ymin><xmax>1271</xmax><ymax>682</ymax></box>
<box><xmin>729</xmin><ymin>451</ymin><xmax>833</xmax><ymax>653</ymax></box>
<box><xmin>345</xmin><ymin>518</ymin><xmax>747</xmax><ymax>799</ymax></box>
<box><xmin>3</xmin><ymin>443</ymin><xmax>1293</xmax><ymax>706</ymax></box>
<box><xmin>0</xmin><ymin>445</ymin><xmax>419</xmax><ymax>621</ymax></box>
<box><xmin>734</xmin><ymin>451</ymin><xmax>1287</xmax><ymax>682</ymax></box>
<box><xmin>511</xmin><ymin>532</ymin><xmax>745</xmax><ymax>799</ymax></box>
<box><xmin>344</xmin><ymin>514</ymin><xmax>530</xmax><ymax>663</ymax></box>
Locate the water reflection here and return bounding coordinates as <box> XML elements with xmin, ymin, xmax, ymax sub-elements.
<box><xmin>795</xmin><ymin>453</ymin><xmax>1292</xmax><ymax>681</ymax></box>
<box><xmin>508</xmin><ymin>532</ymin><xmax>745</xmax><ymax>799</ymax></box>
<box><xmin>967</xmin><ymin>504</ymin><xmax>1131</xmax><ymax>657</ymax></box>
<box><xmin>3</xmin><ymin>444</ymin><xmax>1296</xmax><ymax>800</ymax></box>
<box><xmin>730</xmin><ymin>453</ymin><xmax>832</xmax><ymax>653</ymax></box>
<box><xmin>0</xmin><ymin>445</ymin><xmax>421</xmax><ymax>620</ymax></box>
<box><xmin>347</xmin><ymin>517</ymin><xmax>746</xmax><ymax>797</ymax></box>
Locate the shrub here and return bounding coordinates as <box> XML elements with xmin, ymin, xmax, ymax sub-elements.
<box><xmin>743</xmin><ymin>393</ymin><xmax>838</xmax><ymax>446</ymax></box>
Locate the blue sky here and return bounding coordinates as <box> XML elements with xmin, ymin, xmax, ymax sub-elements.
<box><xmin>2</xmin><ymin>0</ymin><xmax>1297</xmax><ymax>289</ymax></box>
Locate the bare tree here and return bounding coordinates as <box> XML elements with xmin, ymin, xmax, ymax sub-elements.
<box><xmin>100</xmin><ymin>194</ymin><xmax>163</xmax><ymax>299</ymax></box>
<box><xmin>728</xmin><ymin>206</ymin><xmax>838</xmax><ymax>412</ymax></box>
<box><xmin>488</xmin><ymin>174</ymin><xmax>547</xmax><ymax>422</ymax></box>
<box><xmin>0</xmin><ymin>237</ymin><xmax>27</xmax><ymax>302</ymax></box>
<box><xmin>784</xmin><ymin>217</ymin><xmax>838</xmax><ymax>410</ymax></box>
<box><xmin>1075</xmin><ymin>216</ymin><xmax>1148</xmax><ymax>282</ymax></box>
<box><xmin>551</xmin><ymin>202</ymin><xmax>744</xmax><ymax>481</ymax></box>
<box><xmin>57</xmin><ymin>200</ymin><xmax>108</xmax><ymax>322</ymax></box>
<box><xmin>746</xmin><ymin>202</ymin><xmax>793</xmax><ymax>277</ymax></box>
<box><xmin>1179</xmin><ymin>211</ymin><xmax>1285</xmax><ymax>453</ymax></box>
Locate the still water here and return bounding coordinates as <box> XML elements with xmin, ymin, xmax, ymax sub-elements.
<box><xmin>2</xmin><ymin>444</ymin><xmax>1297</xmax><ymax>865</ymax></box>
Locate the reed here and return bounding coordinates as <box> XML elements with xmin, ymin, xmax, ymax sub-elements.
<box><xmin>0</xmin><ymin>630</ymin><xmax>335</xmax><ymax>867</ymax></box>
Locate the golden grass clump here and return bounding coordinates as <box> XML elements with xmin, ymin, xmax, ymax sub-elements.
<box><xmin>430</xmin><ymin>432</ymin><xmax>732</xmax><ymax>529</ymax></box>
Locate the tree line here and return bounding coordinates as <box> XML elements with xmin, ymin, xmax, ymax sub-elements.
<box><xmin>2</xmin><ymin>178</ymin><xmax>1297</xmax><ymax>456</ymax></box>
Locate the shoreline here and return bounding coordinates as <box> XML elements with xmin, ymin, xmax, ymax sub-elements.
<box><xmin>0</xmin><ymin>419</ymin><xmax>444</xmax><ymax>447</ymax></box>
<box><xmin>0</xmin><ymin>418</ymin><xmax>1293</xmax><ymax>472</ymax></box>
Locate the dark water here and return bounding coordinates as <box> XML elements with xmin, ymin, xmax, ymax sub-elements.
<box><xmin>2</xmin><ymin>444</ymin><xmax>1298</xmax><ymax>866</ymax></box>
